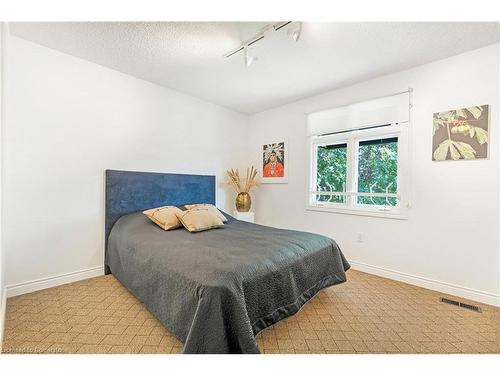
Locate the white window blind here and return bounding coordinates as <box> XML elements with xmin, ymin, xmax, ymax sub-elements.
<box><xmin>306</xmin><ymin>91</ymin><xmax>410</xmax><ymax>136</ymax></box>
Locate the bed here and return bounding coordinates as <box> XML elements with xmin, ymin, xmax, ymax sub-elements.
<box><xmin>105</xmin><ymin>169</ymin><xmax>350</xmax><ymax>354</ymax></box>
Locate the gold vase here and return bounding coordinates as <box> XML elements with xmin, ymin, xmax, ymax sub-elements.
<box><xmin>235</xmin><ymin>192</ymin><xmax>251</xmax><ymax>212</ymax></box>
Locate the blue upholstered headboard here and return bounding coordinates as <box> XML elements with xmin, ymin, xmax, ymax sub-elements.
<box><xmin>104</xmin><ymin>169</ymin><xmax>216</xmax><ymax>274</ymax></box>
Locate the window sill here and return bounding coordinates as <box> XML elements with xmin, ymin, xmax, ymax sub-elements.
<box><xmin>305</xmin><ymin>204</ymin><xmax>409</xmax><ymax>220</ymax></box>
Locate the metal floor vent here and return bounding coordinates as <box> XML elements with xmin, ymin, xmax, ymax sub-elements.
<box><xmin>440</xmin><ymin>297</ymin><xmax>482</xmax><ymax>313</ymax></box>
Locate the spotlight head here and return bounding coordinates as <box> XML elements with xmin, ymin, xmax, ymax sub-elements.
<box><xmin>288</xmin><ymin>22</ymin><xmax>302</xmax><ymax>42</ymax></box>
<box><xmin>245</xmin><ymin>54</ymin><xmax>257</xmax><ymax>67</ymax></box>
<box><xmin>244</xmin><ymin>45</ymin><xmax>258</xmax><ymax>67</ymax></box>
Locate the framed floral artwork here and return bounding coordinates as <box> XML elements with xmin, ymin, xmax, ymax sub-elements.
<box><xmin>261</xmin><ymin>141</ymin><xmax>288</xmax><ymax>183</ymax></box>
<box><xmin>432</xmin><ymin>105</ymin><xmax>489</xmax><ymax>161</ymax></box>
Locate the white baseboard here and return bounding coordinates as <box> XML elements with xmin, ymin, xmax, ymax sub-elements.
<box><xmin>6</xmin><ymin>266</ymin><xmax>104</xmax><ymax>298</ymax></box>
<box><xmin>349</xmin><ymin>260</ymin><xmax>500</xmax><ymax>308</ymax></box>
<box><xmin>3</xmin><ymin>261</ymin><xmax>499</xmax><ymax>308</ymax></box>
<box><xmin>0</xmin><ymin>287</ymin><xmax>7</xmax><ymax>352</ymax></box>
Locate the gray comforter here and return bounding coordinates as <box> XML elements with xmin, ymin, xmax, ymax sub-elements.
<box><xmin>106</xmin><ymin>212</ymin><xmax>350</xmax><ymax>354</ymax></box>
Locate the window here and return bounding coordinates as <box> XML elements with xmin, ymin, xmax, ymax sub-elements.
<box><xmin>309</xmin><ymin>123</ymin><xmax>408</xmax><ymax>218</ymax></box>
<box><xmin>315</xmin><ymin>143</ymin><xmax>347</xmax><ymax>204</ymax></box>
<box><xmin>356</xmin><ymin>137</ymin><xmax>398</xmax><ymax>207</ymax></box>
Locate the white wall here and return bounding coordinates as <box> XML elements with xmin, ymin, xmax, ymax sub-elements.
<box><xmin>0</xmin><ymin>23</ymin><xmax>6</xmax><ymax>347</ymax></box>
<box><xmin>248</xmin><ymin>44</ymin><xmax>500</xmax><ymax>306</ymax></box>
<box><xmin>3</xmin><ymin>36</ymin><xmax>248</xmax><ymax>290</ymax></box>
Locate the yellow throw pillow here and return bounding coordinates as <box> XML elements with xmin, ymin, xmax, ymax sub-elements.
<box><xmin>176</xmin><ymin>208</ymin><xmax>224</xmax><ymax>233</ymax></box>
<box><xmin>184</xmin><ymin>203</ymin><xmax>227</xmax><ymax>222</ymax></box>
<box><xmin>143</xmin><ymin>206</ymin><xmax>183</xmax><ymax>230</ymax></box>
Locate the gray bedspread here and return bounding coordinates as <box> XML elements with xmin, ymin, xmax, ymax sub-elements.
<box><xmin>106</xmin><ymin>212</ymin><xmax>350</xmax><ymax>354</ymax></box>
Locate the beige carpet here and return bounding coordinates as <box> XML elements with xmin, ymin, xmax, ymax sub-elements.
<box><xmin>2</xmin><ymin>270</ymin><xmax>499</xmax><ymax>354</ymax></box>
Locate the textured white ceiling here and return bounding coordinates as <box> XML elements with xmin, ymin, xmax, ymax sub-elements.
<box><xmin>9</xmin><ymin>22</ymin><xmax>500</xmax><ymax>114</ymax></box>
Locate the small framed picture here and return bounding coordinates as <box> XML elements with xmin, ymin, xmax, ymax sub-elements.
<box><xmin>261</xmin><ymin>140</ymin><xmax>288</xmax><ymax>183</ymax></box>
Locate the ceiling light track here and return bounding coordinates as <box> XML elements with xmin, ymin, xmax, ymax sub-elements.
<box><xmin>224</xmin><ymin>21</ymin><xmax>297</xmax><ymax>59</ymax></box>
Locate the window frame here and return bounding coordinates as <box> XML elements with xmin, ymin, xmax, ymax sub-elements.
<box><xmin>307</xmin><ymin>123</ymin><xmax>409</xmax><ymax>220</ymax></box>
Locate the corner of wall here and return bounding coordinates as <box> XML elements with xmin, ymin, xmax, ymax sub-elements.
<box><xmin>498</xmin><ymin>41</ymin><xmax>500</xmax><ymax>301</ymax></box>
<box><xmin>0</xmin><ymin>21</ymin><xmax>7</xmax><ymax>350</ymax></box>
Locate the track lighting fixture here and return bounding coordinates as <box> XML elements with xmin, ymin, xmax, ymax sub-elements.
<box><xmin>224</xmin><ymin>22</ymin><xmax>302</xmax><ymax>66</ymax></box>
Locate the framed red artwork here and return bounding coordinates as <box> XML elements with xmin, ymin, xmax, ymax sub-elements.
<box><xmin>261</xmin><ymin>141</ymin><xmax>288</xmax><ymax>183</ymax></box>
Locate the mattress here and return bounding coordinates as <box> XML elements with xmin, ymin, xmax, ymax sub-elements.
<box><xmin>106</xmin><ymin>212</ymin><xmax>350</xmax><ymax>353</ymax></box>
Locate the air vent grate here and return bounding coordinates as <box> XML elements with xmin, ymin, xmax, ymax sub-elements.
<box><xmin>440</xmin><ymin>297</ymin><xmax>482</xmax><ymax>313</ymax></box>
